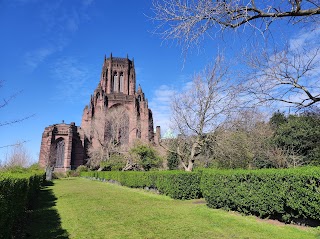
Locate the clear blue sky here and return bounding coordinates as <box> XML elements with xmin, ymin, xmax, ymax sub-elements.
<box><xmin>0</xmin><ymin>0</ymin><xmax>317</xmax><ymax>164</ymax></box>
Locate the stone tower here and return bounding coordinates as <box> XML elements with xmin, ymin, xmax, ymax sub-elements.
<box><xmin>81</xmin><ymin>53</ymin><xmax>155</xmax><ymax>146</ymax></box>
<box><xmin>39</xmin><ymin>54</ymin><xmax>159</xmax><ymax>172</ymax></box>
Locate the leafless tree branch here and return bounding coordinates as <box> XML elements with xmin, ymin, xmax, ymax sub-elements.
<box><xmin>150</xmin><ymin>0</ymin><xmax>320</xmax><ymax>51</ymax></box>
<box><xmin>0</xmin><ymin>140</ymin><xmax>28</xmax><ymax>149</ymax></box>
<box><xmin>84</xmin><ymin>106</ymin><xmax>129</xmax><ymax>168</ymax></box>
<box><xmin>163</xmin><ymin>55</ymin><xmax>240</xmax><ymax>171</ymax></box>
<box><xmin>243</xmin><ymin>45</ymin><xmax>320</xmax><ymax>109</ymax></box>
<box><xmin>0</xmin><ymin>81</ymin><xmax>35</xmax><ymax>127</ymax></box>
<box><xmin>0</xmin><ymin>114</ymin><xmax>36</xmax><ymax>127</ymax></box>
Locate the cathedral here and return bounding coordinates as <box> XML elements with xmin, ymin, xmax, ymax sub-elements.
<box><xmin>39</xmin><ymin>54</ymin><xmax>160</xmax><ymax>171</ymax></box>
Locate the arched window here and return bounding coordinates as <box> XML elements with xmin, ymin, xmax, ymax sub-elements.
<box><xmin>119</xmin><ymin>72</ymin><xmax>124</xmax><ymax>92</ymax></box>
<box><xmin>55</xmin><ymin>139</ymin><xmax>65</xmax><ymax>168</ymax></box>
<box><xmin>113</xmin><ymin>72</ymin><xmax>118</xmax><ymax>92</ymax></box>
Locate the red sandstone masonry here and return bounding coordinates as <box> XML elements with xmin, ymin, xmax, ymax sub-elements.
<box><xmin>39</xmin><ymin>54</ymin><xmax>161</xmax><ymax>171</ymax></box>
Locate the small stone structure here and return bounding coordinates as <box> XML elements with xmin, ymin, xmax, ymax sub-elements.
<box><xmin>39</xmin><ymin>54</ymin><xmax>161</xmax><ymax>171</ymax></box>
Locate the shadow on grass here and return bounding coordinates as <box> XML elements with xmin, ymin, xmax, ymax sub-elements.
<box><xmin>25</xmin><ymin>181</ymin><xmax>69</xmax><ymax>239</ymax></box>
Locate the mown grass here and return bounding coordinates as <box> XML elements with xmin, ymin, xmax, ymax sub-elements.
<box><xmin>25</xmin><ymin>181</ymin><xmax>69</xmax><ymax>238</ymax></box>
<box><xmin>29</xmin><ymin>178</ymin><xmax>320</xmax><ymax>239</ymax></box>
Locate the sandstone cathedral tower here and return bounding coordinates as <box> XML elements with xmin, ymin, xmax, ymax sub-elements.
<box><xmin>39</xmin><ymin>54</ymin><xmax>159</xmax><ymax>172</ymax></box>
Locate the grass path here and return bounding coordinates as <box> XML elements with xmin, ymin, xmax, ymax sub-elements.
<box><xmin>27</xmin><ymin>178</ymin><xmax>319</xmax><ymax>239</ymax></box>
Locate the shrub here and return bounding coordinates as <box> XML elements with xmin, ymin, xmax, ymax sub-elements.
<box><xmin>82</xmin><ymin>167</ymin><xmax>320</xmax><ymax>224</ymax></box>
<box><xmin>129</xmin><ymin>144</ymin><xmax>162</xmax><ymax>171</ymax></box>
<box><xmin>76</xmin><ymin>165</ymin><xmax>89</xmax><ymax>173</ymax></box>
<box><xmin>0</xmin><ymin>170</ymin><xmax>44</xmax><ymax>238</ymax></box>
<box><xmin>100</xmin><ymin>154</ymin><xmax>126</xmax><ymax>171</ymax></box>
<box><xmin>167</xmin><ymin>152</ymin><xmax>179</xmax><ymax>170</ymax></box>
<box><xmin>155</xmin><ymin>171</ymin><xmax>202</xmax><ymax>199</ymax></box>
<box><xmin>66</xmin><ymin>170</ymin><xmax>79</xmax><ymax>177</ymax></box>
<box><xmin>81</xmin><ymin>170</ymin><xmax>202</xmax><ymax>200</ymax></box>
<box><xmin>200</xmin><ymin>167</ymin><xmax>320</xmax><ymax>223</ymax></box>
<box><xmin>52</xmin><ymin>171</ymin><xmax>67</xmax><ymax>179</ymax></box>
<box><xmin>28</xmin><ymin>163</ymin><xmax>42</xmax><ymax>171</ymax></box>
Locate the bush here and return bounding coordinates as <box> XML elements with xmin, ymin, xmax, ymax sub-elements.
<box><xmin>155</xmin><ymin>171</ymin><xmax>202</xmax><ymax>199</ymax></box>
<box><xmin>66</xmin><ymin>170</ymin><xmax>80</xmax><ymax>177</ymax></box>
<box><xmin>81</xmin><ymin>170</ymin><xmax>202</xmax><ymax>199</ymax></box>
<box><xmin>200</xmin><ymin>167</ymin><xmax>320</xmax><ymax>223</ymax></box>
<box><xmin>82</xmin><ymin>166</ymin><xmax>320</xmax><ymax>224</ymax></box>
<box><xmin>76</xmin><ymin>165</ymin><xmax>89</xmax><ymax>173</ymax></box>
<box><xmin>52</xmin><ymin>171</ymin><xmax>67</xmax><ymax>179</ymax></box>
<box><xmin>100</xmin><ymin>154</ymin><xmax>126</xmax><ymax>171</ymax></box>
<box><xmin>129</xmin><ymin>144</ymin><xmax>162</xmax><ymax>171</ymax></box>
<box><xmin>28</xmin><ymin>163</ymin><xmax>42</xmax><ymax>171</ymax></box>
<box><xmin>0</xmin><ymin>170</ymin><xmax>44</xmax><ymax>238</ymax></box>
<box><xmin>167</xmin><ymin>152</ymin><xmax>179</xmax><ymax>170</ymax></box>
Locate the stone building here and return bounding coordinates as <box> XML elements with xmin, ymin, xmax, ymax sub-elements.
<box><xmin>39</xmin><ymin>54</ymin><xmax>160</xmax><ymax>171</ymax></box>
<box><xmin>38</xmin><ymin>122</ymin><xmax>85</xmax><ymax>171</ymax></box>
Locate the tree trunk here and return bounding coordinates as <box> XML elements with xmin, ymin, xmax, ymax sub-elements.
<box><xmin>186</xmin><ymin>160</ymin><xmax>193</xmax><ymax>171</ymax></box>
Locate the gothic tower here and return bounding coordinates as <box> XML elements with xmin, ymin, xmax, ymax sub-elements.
<box><xmin>81</xmin><ymin>54</ymin><xmax>155</xmax><ymax>147</ymax></box>
<box><xmin>39</xmin><ymin>54</ymin><xmax>159</xmax><ymax>172</ymax></box>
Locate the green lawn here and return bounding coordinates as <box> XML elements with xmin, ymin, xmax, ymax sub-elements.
<box><xmin>27</xmin><ymin>178</ymin><xmax>320</xmax><ymax>239</ymax></box>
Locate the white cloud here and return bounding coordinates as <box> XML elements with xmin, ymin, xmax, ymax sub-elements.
<box><xmin>245</xmin><ymin>26</ymin><xmax>320</xmax><ymax>111</ymax></box>
<box><xmin>149</xmin><ymin>73</ymin><xmax>193</xmax><ymax>136</ymax></box>
<box><xmin>289</xmin><ymin>27</ymin><xmax>320</xmax><ymax>51</ymax></box>
<box><xmin>24</xmin><ymin>46</ymin><xmax>55</xmax><ymax>71</ymax></box>
<box><xmin>23</xmin><ymin>1</ymin><xmax>93</xmax><ymax>71</ymax></box>
<box><xmin>149</xmin><ymin>85</ymin><xmax>176</xmax><ymax>136</ymax></box>
<box><xmin>51</xmin><ymin>57</ymin><xmax>95</xmax><ymax>103</ymax></box>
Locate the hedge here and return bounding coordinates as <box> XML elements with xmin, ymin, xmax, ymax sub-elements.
<box><xmin>0</xmin><ymin>170</ymin><xmax>44</xmax><ymax>238</ymax></box>
<box><xmin>155</xmin><ymin>171</ymin><xmax>202</xmax><ymax>199</ymax></box>
<box><xmin>200</xmin><ymin>167</ymin><xmax>320</xmax><ymax>223</ymax></box>
<box><xmin>83</xmin><ymin>167</ymin><xmax>320</xmax><ymax>224</ymax></box>
<box><xmin>81</xmin><ymin>170</ymin><xmax>202</xmax><ymax>200</ymax></box>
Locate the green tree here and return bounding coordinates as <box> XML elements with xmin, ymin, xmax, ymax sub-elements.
<box><xmin>167</xmin><ymin>151</ymin><xmax>179</xmax><ymax>170</ymax></box>
<box><xmin>269</xmin><ymin>111</ymin><xmax>287</xmax><ymax>130</ymax></box>
<box><xmin>272</xmin><ymin>113</ymin><xmax>320</xmax><ymax>165</ymax></box>
<box><xmin>129</xmin><ymin>144</ymin><xmax>162</xmax><ymax>171</ymax></box>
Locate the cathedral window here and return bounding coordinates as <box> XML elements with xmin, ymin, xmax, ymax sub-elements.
<box><xmin>55</xmin><ymin>138</ymin><xmax>65</xmax><ymax>168</ymax></box>
<box><xmin>120</xmin><ymin>72</ymin><xmax>124</xmax><ymax>93</ymax></box>
<box><xmin>113</xmin><ymin>72</ymin><xmax>118</xmax><ymax>92</ymax></box>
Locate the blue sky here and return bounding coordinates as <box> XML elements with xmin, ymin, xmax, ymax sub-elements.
<box><xmin>0</xmin><ymin>0</ymin><xmax>318</xmax><ymax>164</ymax></box>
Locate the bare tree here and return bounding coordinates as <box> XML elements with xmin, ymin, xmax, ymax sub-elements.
<box><xmin>244</xmin><ymin>45</ymin><xmax>320</xmax><ymax>109</ymax></box>
<box><xmin>211</xmin><ymin>109</ymin><xmax>303</xmax><ymax>169</ymax></box>
<box><xmin>162</xmin><ymin>56</ymin><xmax>239</xmax><ymax>171</ymax></box>
<box><xmin>151</xmin><ymin>0</ymin><xmax>320</xmax><ymax>51</ymax></box>
<box><xmin>85</xmin><ymin>106</ymin><xmax>129</xmax><ymax>168</ymax></box>
<box><xmin>4</xmin><ymin>141</ymin><xmax>32</xmax><ymax>168</ymax></box>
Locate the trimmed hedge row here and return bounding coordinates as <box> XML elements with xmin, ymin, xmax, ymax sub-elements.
<box><xmin>81</xmin><ymin>170</ymin><xmax>202</xmax><ymax>199</ymax></box>
<box><xmin>155</xmin><ymin>171</ymin><xmax>202</xmax><ymax>199</ymax></box>
<box><xmin>200</xmin><ymin>167</ymin><xmax>320</xmax><ymax>223</ymax></box>
<box><xmin>82</xmin><ymin>167</ymin><xmax>320</xmax><ymax>224</ymax></box>
<box><xmin>0</xmin><ymin>171</ymin><xmax>44</xmax><ymax>238</ymax></box>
